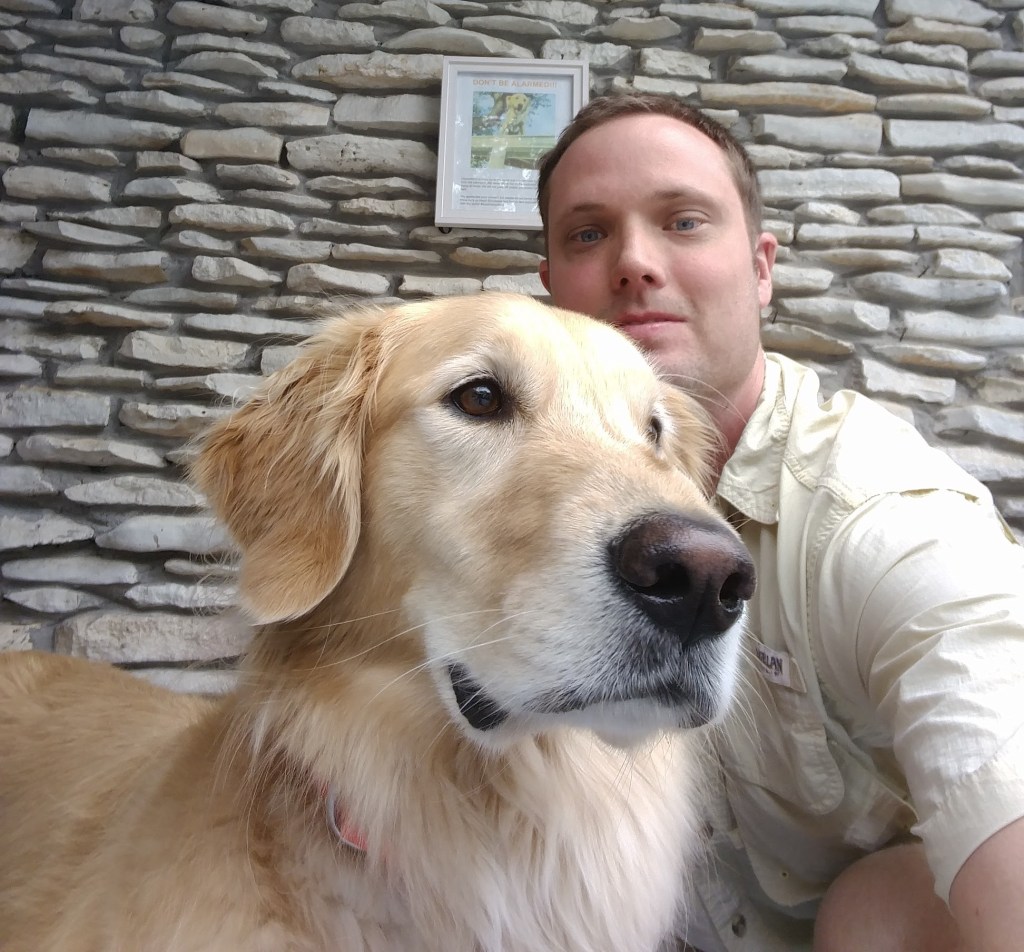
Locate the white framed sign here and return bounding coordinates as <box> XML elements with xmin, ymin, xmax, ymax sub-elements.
<box><xmin>434</xmin><ymin>56</ymin><xmax>589</xmax><ymax>230</ymax></box>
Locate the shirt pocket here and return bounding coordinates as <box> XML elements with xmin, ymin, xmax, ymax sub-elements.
<box><xmin>719</xmin><ymin>664</ymin><xmax>915</xmax><ymax>841</ymax></box>
<box><xmin>718</xmin><ymin>665</ymin><xmax>845</xmax><ymax>814</ymax></box>
<box><xmin>717</xmin><ymin>666</ymin><xmax>916</xmax><ymax>899</ymax></box>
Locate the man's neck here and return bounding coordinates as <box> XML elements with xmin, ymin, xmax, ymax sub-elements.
<box><xmin>709</xmin><ymin>350</ymin><xmax>766</xmax><ymax>478</ymax></box>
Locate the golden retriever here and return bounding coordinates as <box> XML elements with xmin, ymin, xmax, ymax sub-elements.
<box><xmin>498</xmin><ymin>92</ymin><xmax>531</xmax><ymax>137</ymax></box>
<box><xmin>0</xmin><ymin>293</ymin><xmax>754</xmax><ymax>952</ymax></box>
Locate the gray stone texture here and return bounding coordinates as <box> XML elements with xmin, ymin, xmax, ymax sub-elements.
<box><xmin>41</xmin><ymin>250</ymin><xmax>170</xmax><ymax>284</ymax></box>
<box><xmin>54</xmin><ymin>610</ymin><xmax>249</xmax><ymax>662</ymax></box>
<box><xmin>180</xmin><ymin>127</ymin><xmax>283</xmax><ymax>161</ymax></box>
<box><xmin>95</xmin><ymin>514</ymin><xmax>231</xmax><ymax>555</ymax></box>
<box><xmin>3</xmin><ymin>166</ymin><xmax>112</xmax><ymax>202</ymax></box>
<box><xmin>167</xmin><ymin>2</ymin><xmax>269</xmax><ymax>34</ymax></box>
<box><xmin>0</xmin><ymin>0</ymin><xmax>1021</xmax><ymax>665</ymax></box>
<box><xmin>118</xmin><ymin>331</ymin><xmax>250</xmax><ymax>371</ymax></box>
<box><xmin>0</xmin><ymin>512</ymin><xmax>94</xmax><ymax>551</ymax></box>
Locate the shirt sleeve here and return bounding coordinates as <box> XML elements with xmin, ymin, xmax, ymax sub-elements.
<box><xmin>812</xmin><ymin>488</ymin><xmax>1024</xmax><ymax>901</ymax></box>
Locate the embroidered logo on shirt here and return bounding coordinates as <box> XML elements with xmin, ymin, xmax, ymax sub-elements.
<box><xmin>753</xmin><ymin>641</ymin><xmax>804</xmax><ymax>692</ymax></box>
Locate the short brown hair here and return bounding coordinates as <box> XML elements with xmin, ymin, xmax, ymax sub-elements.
<box><xmin>537</xmin><ymin>93</ymin><xmax>764</xmax><ymax>240</ymax></box>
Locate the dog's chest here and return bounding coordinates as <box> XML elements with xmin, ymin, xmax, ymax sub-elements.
<box><xmin>250</xmin><ymin>915</ymin><xmax>415</xmax><ymax>952</ymax></box>
<box><xmin>226</xmin><ymin>917</ymin><xmax>413</xmax><ymax>952</ymax></box>
<box><xmin>273</xmin><ymin>845</ymin><xmax>418</xmax><ymax>952</ymax></box>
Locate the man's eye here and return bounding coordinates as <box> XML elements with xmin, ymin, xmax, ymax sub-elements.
<box><xmin>571</xmin><ymin>227</ymin><xmax>604</xmax><ymax>244</ymax></box>
<box><xmin>671</xmin><ymin>218</ymin><xmax>698</xmax><ymax>232</ymax></box>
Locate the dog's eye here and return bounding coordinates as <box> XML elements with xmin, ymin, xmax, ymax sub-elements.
<box><xmin>450</xmin><ymin>378</ymin><xmax>504</xmax><ymax>417</ymax></box>
<box><xmin>647</xmin><ymin>416</ymin><xmax>663</xmax><ymax>445</ymax></box>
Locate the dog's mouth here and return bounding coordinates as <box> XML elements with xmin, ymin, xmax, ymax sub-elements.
<box><xmin>448</xmin><ymin>663</ymin><xmax>510</xmax><ymax>731</ymax></box>
<box><xmin>448</xmin><ymin>647</ymin><xmax>726</xmax><ymax>735</ymax></box>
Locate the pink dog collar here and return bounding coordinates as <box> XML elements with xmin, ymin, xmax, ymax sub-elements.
<box><xmin>324</xmin><ymin>787</ymin><xmax>369</xmax><ymax>854</ymax></box>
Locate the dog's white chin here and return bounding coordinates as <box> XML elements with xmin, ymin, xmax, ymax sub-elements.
<box><xmin>553</xmin><ymin>697</ymin><xmax>710</xmax><ymax>740</ymax></box>
<box><xmin>460</xmin><ymin>696</ymin><xmax>718</xmax><ymax>753</ymax></box>
<box><xmin>594</xmin><ymin>724</ymin><xmax>668</xmax><ymax>751</ymax></box>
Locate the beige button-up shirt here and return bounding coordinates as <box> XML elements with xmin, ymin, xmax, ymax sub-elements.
<box><xmin>685</xmin><ymin>353</ymin><xmax>1024</xmax><ymax>951</ymax></box>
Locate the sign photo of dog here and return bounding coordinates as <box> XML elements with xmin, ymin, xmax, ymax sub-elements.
<box><xmin>470</xmin><ymin>90</ymin><xmax>557</xmax><ymax>170</ymax></box>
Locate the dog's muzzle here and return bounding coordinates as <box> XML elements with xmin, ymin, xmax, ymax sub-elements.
<box><xmin>609</xmin><ymin>512</ymin><xmax>755</xmax><ymax>643</ymax></box>
<box><xmin>447</xmin><ymin>513</ymin><xmax>754</xmax><ymax>734</ymax></box>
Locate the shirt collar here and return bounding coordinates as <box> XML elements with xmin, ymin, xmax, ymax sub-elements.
<box><xmin>715</xmin><ymin>353</ymin><xmax>805</xmax><ymax>527</ymax></box>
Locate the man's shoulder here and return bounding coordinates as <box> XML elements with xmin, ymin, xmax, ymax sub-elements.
<box><xmin>768</xmin><ymin>353</ymin><xmax>986</xmax><ymax>506</ymax></box>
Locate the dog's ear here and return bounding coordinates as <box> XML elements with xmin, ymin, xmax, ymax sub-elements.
<box><xmin>658</xmin><ymin>385</ymin><xmax>721</xmax><ymax>499</ymax></box>
<box><xmin>192</xmin><ymin>314</ymin><xmax>383</xmax><ymax>624</ymax></box>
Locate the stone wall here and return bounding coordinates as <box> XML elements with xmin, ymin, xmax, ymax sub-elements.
<box><xmin>1</xmin><ymin>0</ymin><xmax>1022</xmax><ymax>687</ymax></box>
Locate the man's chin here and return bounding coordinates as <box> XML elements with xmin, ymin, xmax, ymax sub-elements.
<box><xmin>628</xmin><ymin>339</ymin><xmax>694</xmax><ymax>385</ymax></box>
<box><xmin>614</xmin><ymin>321</ymin><xmax>685</xmax><ymax>358</ymax></box>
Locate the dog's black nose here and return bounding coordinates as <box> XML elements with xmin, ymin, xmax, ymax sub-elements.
<box><xmin>610</xmin><ymin>513</ymin><xmax>755</xmax><ymax>643</ymax></box>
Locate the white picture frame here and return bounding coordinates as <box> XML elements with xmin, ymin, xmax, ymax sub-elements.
<box><xmin>434</xmin><ymin>57</ymin><xmax>589</xmax><ymax>230</ymax></box>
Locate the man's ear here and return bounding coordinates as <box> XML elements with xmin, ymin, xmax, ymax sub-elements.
<box><xmin>755</xmin><ymin>231</ymin><xmax>777</xmax><ymax>310</ymax></box>
<box><xmin>539</xmin><ymin>258</ymin><xmax>552</xmax><ymax>292</ymax></box>
<box><xmin>191</xmin><ymin>313</ymin><xmax>383</xmax><ymax>624</ymax></box>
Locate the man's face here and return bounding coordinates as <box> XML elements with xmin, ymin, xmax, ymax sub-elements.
<box><xmin>540</xmin><ymin>114</ymin><xmax>777</xmax><ymax>409</ymax></box>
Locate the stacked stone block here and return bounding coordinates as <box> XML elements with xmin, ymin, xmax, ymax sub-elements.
<box><xmin>0</xmin><ymin>0</ymin><xmax>1022</xmax><ymax>687</ymax></box>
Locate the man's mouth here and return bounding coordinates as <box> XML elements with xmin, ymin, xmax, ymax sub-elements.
<box><xmin>614</xmin><ymin>311</ymin><xmax>684</xmax><ymax>329</ymax></box>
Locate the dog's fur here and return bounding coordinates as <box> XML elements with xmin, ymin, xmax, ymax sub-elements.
<box><xmin>0</xmin><ymin>293</ymin><xmax>751</xmax><ymax>952</ymax></box>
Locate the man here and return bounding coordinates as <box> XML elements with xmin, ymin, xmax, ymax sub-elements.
<box><xmin>537</xmin><ymin>93</ymin><xmax>1024</xmax><ymax>952</ymax></box>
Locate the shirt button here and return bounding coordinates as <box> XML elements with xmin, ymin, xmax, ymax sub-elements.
<box><xmin>731</xmin><ymin>914</ymin><xmax>747</xmax><ymax>937</ymax></box>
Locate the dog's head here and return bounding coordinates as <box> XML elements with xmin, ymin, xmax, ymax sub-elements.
<box><xmin>194</xmin><ymin>293</ymin><xmax>753</xmax><ymax>746</ymax></box>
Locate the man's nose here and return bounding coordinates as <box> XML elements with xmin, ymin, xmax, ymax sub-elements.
<box><xmin>611</xmin><ymin>229</ymin><xmax>665</xmax><ymax>290</ymax></box>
